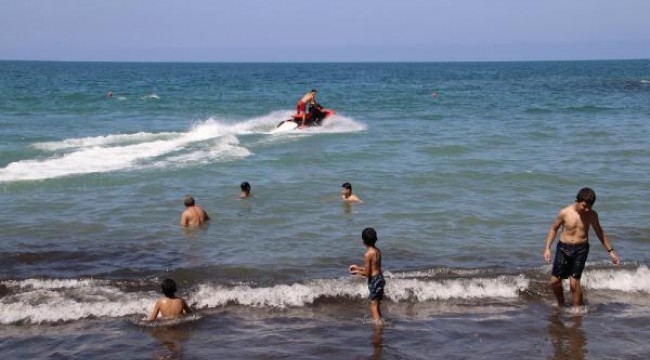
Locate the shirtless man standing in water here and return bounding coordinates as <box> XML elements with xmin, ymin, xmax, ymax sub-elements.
<box><xmin>180</xmin><ymin>195</ymin><xmax>210</xmax><ymax>227</ymax></box>
<box><xmin>544</xmin><ymin>187</ymin><xmax>620</xmax><ymax>308</ymax></box>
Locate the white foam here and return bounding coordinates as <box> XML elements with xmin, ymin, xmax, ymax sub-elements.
<box><xmin>582</xmin><ymin>265</ymin><xmax>650</xmax><ymax>293</ymax></box>
<box><xmin>1</xmin><ymin>111</ymin><xmax>365</xmax><ymax>182</ymax></box>
<box><xmin>387</xmin><ymin>275</ymin><xmax>529</xmax><ymax>302</ymax></box>
<box><xmin>0</xmin><ymin>279</ymin><xmax>150</xmax><ymax>325</ymax></box>
<box><xmin>0</xmin><ymin>119</ymin><xmax>248</xmax><ymax>182</ymax></box>
<box><xmin>33</xmin><ymin>132</ymin><xmax>178</xmax><ymax>151</ymax></box>
<box><xmin>192</xmin><ymin>274</ymin><xmax>528</xmax><ymax>309</ymax></box>
<box><xmin>141</xmin><ymin>94</ymin><xmax>160</xmax><ymax>100</ymax></box>
<box><xmin>0</xmin><ymin>273</ymin><xmax>528</xmax><ymax>324</ymax></box>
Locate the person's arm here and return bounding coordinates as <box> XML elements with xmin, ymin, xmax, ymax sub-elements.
<box><xmin>350</xmin><ymin>252</ymin><xmax>373</xmax><ymax>277</ymax></box>
<box><xmin>148</xmin><ymin>300</ymin><xmax>161</xmax><ymax>320</ymax></box>
<box><xmin>180</xmin><ymin>211</ymin><xmax>189</xmax><ymax>226</ymax></box>
<box><xmin>544</xmin><ymin>213</ymin><xmax>563</xmax><ymax>263</ymax></box>
<box><xmin>182</xmin><ymin>299</ymin><xmax>192</xmax><ymax>315</ymax></box>
<box><xmin>591</xmin><ymin>212</ymin><xmax>620</xmax><ymax>265</ymax></box>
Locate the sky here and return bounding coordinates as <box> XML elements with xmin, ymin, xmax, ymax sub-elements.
<box><xmin>1</xmin><ymin>0</ymin><xmax>650</xmax><ymax>62</ymax></box>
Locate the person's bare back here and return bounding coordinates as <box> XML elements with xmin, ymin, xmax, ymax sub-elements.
<box><xmin>148</xmin><ymin>279</ymin><xmax>192</xmax><ymax>320</ymax></box>
<box><xmin>180</xmin><ymin>196</ymin><xmax>210</xmax><ymax>227</ymax></box>
<box><xmin>150</xmin><ymin>297</ymin><xmax>190</xmax><ymax>319</ymax></box>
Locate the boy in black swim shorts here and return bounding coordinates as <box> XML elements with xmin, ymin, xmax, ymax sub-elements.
<box><xmin>544</xmin><ymin>188</ymin><xmax>620</xmax><ymax>308</ymax></box>
<box><xmin>350</xmin><ymin>227</ymin><xmax>385</xmax><ymax>323</ymax></box>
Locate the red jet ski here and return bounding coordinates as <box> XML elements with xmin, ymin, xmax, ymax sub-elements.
<box><xmin>276</xmin><ymin>102</ymin><xmax>336</xmax><ymax>129</ymax></box>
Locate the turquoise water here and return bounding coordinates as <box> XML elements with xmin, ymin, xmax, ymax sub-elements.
<box><xmin>1</xmin><ymin>60</ymin><xmax>649</xmax><ymax>358</ymax></box>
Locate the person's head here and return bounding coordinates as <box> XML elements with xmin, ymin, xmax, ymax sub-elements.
<box><xmin>183</xmin><ymin>195</ymin><xmax>195</xmax><ymax>207</ymax></box>
<box><xmin>341</xmin><ymin>182</ymin><xmax>352</xmax><ymax>196</ymax></box>
<box><xmin>310</xmin><ymin>89</ymin><xmax>317</xmax><ymax>94</ymax></box>
<box><xmin>161</xmin><ymin>278</ymin><xmax>177</xmax><ymax>298</ymax></box>
<box><xmin>575</xmin><ymin>187</ymin><xmax>596</xmax><ymax>212</ymax></box>
<box><xmin>240</xmin><ymin>181</ymin><xmax>251</xmax><ymax>193</ymax></box>
<box><xmin>362</xmin><ymin>227</ymin><xmax>377</xmax><ymax>247</ymax></box>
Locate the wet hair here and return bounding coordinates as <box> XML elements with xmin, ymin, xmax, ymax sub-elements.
<box><xmin>342</xmin><ymin>182</ymin><xmax>352</xmax><ymax>191</ymax></box>
<box><xmin>183</xmin><ymin>195</ymin><xmax>195</xmax><ymax>207</ymax></box>
<box><xmin>240</xmin><ymin>181</ymin><xmax>251</xmax><ymax>192</ymax></box>
<box><xmin>575</xmin><ymin>187</ymin><xmax>596</xmax><ymax>206</ymax></box>
<box><xmin>362</xmin><ymin>227</ymin><xmax>377</xmax><ymax>246</ymax></box>
<box><xmin>161</xmin><ymin>278</ymin><xmax>177</xmax><ymax>298</ymax></box>
<box><xmin>311</xmin><ymin>89</ymin><xmax>317</xmax><ymax>93</ymax></box>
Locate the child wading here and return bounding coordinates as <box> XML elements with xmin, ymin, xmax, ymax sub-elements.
<box><xmin>349</xmin><ymin>227</ymin><xmax>385</xmax><ymax>323</ymax></box>
<box><xmin>544</xmin><ymin>187</ymin><xmax>620</xmax><ymax>309</ymax></box>
<box><xmin>148</xmin><ymin>278</ymin><xmax>192</xmax><ymax>320</ymax></box>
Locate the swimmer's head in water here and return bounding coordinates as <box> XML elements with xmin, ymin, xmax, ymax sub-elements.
<box><xmin>161</xmin><ymin>278</ymin><xmax>177</xmax><ymax>298</ymax></box>
<box><xmin>183</xmin><ymin>196</ymin><xmax>195</xmax><ymax>207</ymax></box>
<box><xmin>240</xmin><ymin>181</ymin><xmax>251</xmax><ymax>192</ymax></box>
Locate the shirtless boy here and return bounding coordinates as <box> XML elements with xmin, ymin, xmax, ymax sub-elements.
<box><xmin>341</xmin><ymin>182</ymin><xmax>362</xmax><ymax>203</ymax></box>
<box><xmin>544</xmin><ymin>187</ymin><xmax>620</xmax><ymax>308</ymax></box>
<box><xmin>148</xmin><ymin>278</ymin><xmax>192</xmax><ymax>320</ymax></box>
<box><xmin>180</xmin><ymin>195</ymin><xmax>210</xmax><ymax>227</ymax></box>
<box><xmin>296</xmin><ymin>89</ymin><xmax>317</xmax><ymax>128</ymax></box>
<box><xmin>350</xmin><ymin>227</ymin><xmax>385</xmax><ymax>323</ymax></box>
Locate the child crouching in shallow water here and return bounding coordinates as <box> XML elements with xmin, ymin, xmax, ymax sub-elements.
<box><xmin>349</xmin><ymin>227</ymin><xmax>385</xmax><ymax>324</ymax></box>
<box><xmin>148</xmin><ymin>278</ymin><xmax>192</xmax><ymax>320</ymax></box>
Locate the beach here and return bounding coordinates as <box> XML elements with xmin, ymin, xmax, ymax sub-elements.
<box><xmin>1</xmin><ymin>60</ymin><xmax>649</xmax><ymax>359</ymax></box>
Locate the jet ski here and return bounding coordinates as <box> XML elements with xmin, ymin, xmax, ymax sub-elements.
<box><xmin>276</xmin><ymin>102</ymin><xmax>336</xmax><ymax>130</ymax></box>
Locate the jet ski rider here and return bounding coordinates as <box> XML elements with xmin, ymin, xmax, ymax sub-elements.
<box><xmin>296</xmin><ymin>89</ymin><xmax>317</xmax><ymax>128</ymax></box>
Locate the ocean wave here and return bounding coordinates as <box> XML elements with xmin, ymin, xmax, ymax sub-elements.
<box><xmin>1</xmin><ymin>266</ymin><xmax>646</xmax><ymax>325</ymax></box>
<box><xmin>582</xmin><ymin>265</ymin><xmax>650</xmax><ymax>293</ymax></box>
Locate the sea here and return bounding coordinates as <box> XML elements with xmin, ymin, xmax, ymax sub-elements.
<box><xmin>0</xmin><ymin>60</ymin><xmax>649</xmax><ymax>359</ymax></box>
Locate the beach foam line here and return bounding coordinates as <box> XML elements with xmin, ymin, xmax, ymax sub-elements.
<box><xmin>0</xmin><ymin>274</ymin><xmax>526</xmax><ymax>325</ymax></box>
<box><xmin>0</xmin><ymin>278</ymin><xmax>150</xmax><ymax>325</ymax></box>
<box><xmin>2</xmin><ymin>266</ymin><xmax>647</xmax><ymax>325</ymax></box>
<box><xmin>189</xmin><ymin>274</ymin><xmax>528</xmax><ymax>309</ymax></box>
<box><xmin>582</xmin><ymin>265</ymin><xmax>650</xmax><ymax>293</ymax></box>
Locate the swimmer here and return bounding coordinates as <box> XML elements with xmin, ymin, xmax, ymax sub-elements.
<box><xmin>341</xmin><ymin>182</ymin><xmax>362</xmax><ymax>203</ymax></box>
<box><xmin>180</xmin><ymin>195</ymin><xmax>210</xmax><ymax>227</ymax></box>
<box><xmin>148</xmin><ymin>279</ymin><xmax>192</xmax><ymax>320</ymax></box>
<box><xmin>240</xmin><ymin>181</ymin><xmax>251</xmax><ymax>198</ymax></box>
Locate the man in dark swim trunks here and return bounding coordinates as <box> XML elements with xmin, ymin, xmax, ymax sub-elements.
<box><xmin>296</xmin><ymin>89</ymin><xmax>317</xmax><ymax>128</ymax></box>
<box><xmin>350</xmin><ymin>227</ymin><xmax>385</xmax><ymax>324</ymax></box>
<box><xmin>544</xmin><ymin>187</ymin><xmax>620</xmax><ymax>308</ymax></box>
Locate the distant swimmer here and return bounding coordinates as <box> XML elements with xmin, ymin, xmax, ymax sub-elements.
<box><xmin>349</xmin><ymin>227</ymin><xmax>385</xmax><ymax>324</ymax></box>
<box><xmin>180</xmin><ymin>195</ymin><xmax>210</xmax><ymax>227</ymax></box>
<box><xmin>431</xmin><ymin>91</ymin><xmax>438</xmax><ymax>98</ymax></box>
<box><xmin>240</xmin><ymin>181</ymin><xmax>251</xmax><ymax>198</ymax></box>
<box><xmin>296</xmin><ymin>89</ymin><xmax>317</xmax><ymax>128</ymax></box>
<box><xmin>543</xmin><ymin>187</ymin><xmax>620</xmax><ymax>309</ymax></box>
<box><xmin>341</xmin><ymin>182</ymin><xmax>362</xmax><ymax>203</ymax></box>
<box><xmin>107</xmin><ymin>90</ymin><xmax>114</xmax><ymax>97</ymax></box>
<box><xmin>148</xmin><ymin>279</ymin><xmax>192</xmax><ymax>320</ymax></box>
